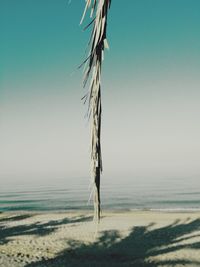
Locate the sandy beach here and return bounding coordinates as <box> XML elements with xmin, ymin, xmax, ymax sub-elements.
<box><xmin>0</xmin><ymin>211</ymin><xmax>200</xmax><ymax>267</ymax></box>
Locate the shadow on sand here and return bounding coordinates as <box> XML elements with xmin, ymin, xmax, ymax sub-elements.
<box><xmin>24</xmin><ymin>217</ymin><xmax>200</xmax><ymax>267</ymax></box>
<box><xmin>0</xmin><ymin>214</ymin><xmax>34</xmax><ymax>223</ymax></box>
<box><xmin>0</xmin><ymin>214</ymin><xmax>92</xmax><ymax>245</ymax></box>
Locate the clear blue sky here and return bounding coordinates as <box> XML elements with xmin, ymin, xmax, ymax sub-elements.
<box><xmin>1</xmin><ymin>0</ymin><xmax>200</xmax><ymax>182</ymax></box>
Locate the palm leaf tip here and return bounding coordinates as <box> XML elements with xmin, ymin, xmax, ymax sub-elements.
<box><xmin>80</xmin><ymin>0</ymin><xmax>111</xmax><ymax>222</ymax></box>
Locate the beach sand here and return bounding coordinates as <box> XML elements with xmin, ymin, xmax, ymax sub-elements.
<box><xmin>0</xmin><ymin>211</ymin><xmax>200</xmax><ymax>267</ymax></box>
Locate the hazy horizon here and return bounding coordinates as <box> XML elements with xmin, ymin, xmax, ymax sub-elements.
<box><xmin>1</xmin><ymin>0</ymin><xmax>200</xmax><ymax>184</ymax></box>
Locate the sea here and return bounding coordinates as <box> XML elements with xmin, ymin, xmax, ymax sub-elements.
<box><xmin>0</xmin><ymin>175</ymin><xmax>200</xmax><ymax>212</ymax></box>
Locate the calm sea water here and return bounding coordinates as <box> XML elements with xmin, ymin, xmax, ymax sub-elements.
<box><xmin>0</xmin><ymin>176</ymin><xmax>200</xmax><ymax>212</ymax></box>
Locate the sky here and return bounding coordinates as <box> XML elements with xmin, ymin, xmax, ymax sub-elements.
<box><xmin>0</xmin><ymin>0</ymin><xmax>200</xmax><ymax>183</ymax></box>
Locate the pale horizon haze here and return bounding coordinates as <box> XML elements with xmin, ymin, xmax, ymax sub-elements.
<box><xmin>1</xmin><ymin>0</ymin><xmax>200</xmax><ymax>186</ymax></box>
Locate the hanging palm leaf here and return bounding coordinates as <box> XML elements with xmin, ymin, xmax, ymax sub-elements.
<box><xmin>80</xmin><ymin>0</ymin><xmax>111</xmax><ymax>221</ymax></box>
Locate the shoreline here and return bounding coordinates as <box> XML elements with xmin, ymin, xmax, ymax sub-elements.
<box><xmin>1</xmin><ymin>207</ymin><xmax>200</xmax><ymax>214</ymax></box>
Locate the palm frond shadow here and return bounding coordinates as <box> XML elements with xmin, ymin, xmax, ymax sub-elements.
<box><xmin>0</xmin><ymin>214</ymin><xmax>34</xmax><ymax>223</ymax></box>
<box><xmin>26</xmin><ymin>218</ymin><xmax>200</xmax><ymax>267</ymax></box>
<box><xmin>0</xmin><ymin>215</ymin><xmax>92</xmax><ymax>245</ymax></box>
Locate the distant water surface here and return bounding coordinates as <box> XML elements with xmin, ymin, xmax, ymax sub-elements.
<box><xmin>1</xmin><ymin>176</ymin><xmax>200</xmax><ymax>211</ymax></box>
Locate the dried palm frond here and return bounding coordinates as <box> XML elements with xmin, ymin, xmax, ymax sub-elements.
<box><xmin>80</xmin><ymin>0</ymin><xmax>111</xmax><ymax>221</ymax></box>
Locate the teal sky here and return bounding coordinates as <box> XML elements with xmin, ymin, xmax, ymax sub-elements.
<box><xmin>1</xmin><ymin>0</ymin><xmax>200</xmax><ymax>182</ymax></box>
